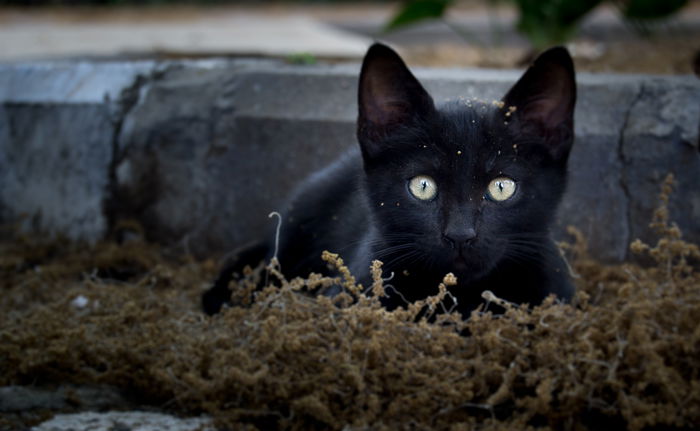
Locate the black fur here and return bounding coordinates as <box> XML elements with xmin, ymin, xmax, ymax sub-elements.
<box><xmin>203</xmin><ymin>43</ymin><xmax>576</xmax><ymax>316</ymax></box>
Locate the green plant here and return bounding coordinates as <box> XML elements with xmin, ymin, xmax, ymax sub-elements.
<box><xmin>387</xmin><ymin>0</ymin><xmax>689</xmax><ymax>49</ymax></box>
<box><xmin>615</xmin><ymin>0</ymin><xmax>689</xmax><ymax>34</ymax></box>
<box><xmin>386</xmin><ymin>0</ymin><xmax>455</xmax><ymax>31</ymax></box>
<box><xmin>513</xmin><ymin>0</ymin><xmax>603</xmax><ymax>49</ymax></box>
<box><xmin>286</xmin><ymin>52</ymin><xmax>317</xmax><ymax>65</ymax></box>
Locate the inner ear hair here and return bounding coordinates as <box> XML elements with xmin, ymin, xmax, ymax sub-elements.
<box><xmin>503</xmin><ymin>46</ymin><xmax>576</xmax><ymax>130</ymax></box>
<box><xmin>502</xmin><ymin>46</ymin><xmax>576</xmax><ymax>160</ymax></box>
<box><xmin>357</xmin><ymin>43</ymin><xmax>435</xmax><ymax>144</ymax></box>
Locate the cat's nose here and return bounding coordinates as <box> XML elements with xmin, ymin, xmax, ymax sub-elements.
<box><xmin>443</xmin><ymin>228</ymin><xmax>477</xmax><ymax>248</ymax></box>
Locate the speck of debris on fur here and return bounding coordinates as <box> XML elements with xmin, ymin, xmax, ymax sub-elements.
<box><xmin>1</xmin><ymin>175</ymin><xmax>698</xmax><ymax>431</ymax></box>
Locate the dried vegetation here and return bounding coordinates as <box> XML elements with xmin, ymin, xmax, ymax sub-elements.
<box><xmin>1</xmin><ymin>176</ymin><xmax>699</xmax><ymax>430</ymax></box>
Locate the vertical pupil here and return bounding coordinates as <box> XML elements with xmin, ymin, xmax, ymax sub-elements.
<box><xmin>498</xmin><ymin>182</ymin><xmax>504</xmax><ymax>192</ymax></box>
<box><xmin>421</xmin><ymin>180</ymin><xmax>427</xmax><ymax>191</ymax></box>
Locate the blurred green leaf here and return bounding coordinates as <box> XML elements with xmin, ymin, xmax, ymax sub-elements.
<box><xmin>384</xmin><ymin>0</ymin><xmax>689</xmax><ymax>51</ymax></box>
<box><xmin>286</xmin><ymin>52</ymin><xmax>317</xmax><ymax>65</ymax></box>
<box><xmin>621</xmin><ymin>0</ymin><xmax>688</xmax><ymax>20</ymax></box>
<box><xmin>514</xmin><ymin>0</ymin><xmax>602</xmax><ymax>48</ymax></box>
<box><xmin>386</xmin><ymin>0</ymin><xmax>454</xmax><ymax>31</ymax></box>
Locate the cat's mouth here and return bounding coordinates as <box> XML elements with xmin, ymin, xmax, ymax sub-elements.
<box><xmin>453</xmin><ymin>255</ymin><xmax>470</xmax><ymax>271</ymax></box>
<box><xmin>448</xmin><ymin>246</ymin><xmax>500</xmax><ymax>280</ymax></box>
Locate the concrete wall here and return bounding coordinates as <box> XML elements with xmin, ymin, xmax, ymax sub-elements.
<box><xmin>1</xmin><ymin>59</ymin><xmax>698</xmax><ymax>261</ymax></box>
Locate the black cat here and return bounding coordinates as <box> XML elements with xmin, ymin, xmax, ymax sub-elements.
<box><xmin>203</xmin><ymin>43</ymin><xmax>576</xmax><ymax>316</ymax></box>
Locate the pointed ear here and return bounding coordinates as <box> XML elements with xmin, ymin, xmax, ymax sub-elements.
<box><xmin>503</xmin><ymin>46</ymin><xmax>576</xmax><ymax>161</ymax></box>
<box><xmin>357</xmin><ymin>43</ymin><xmax>435</xmax><ymax>159</ymax></box>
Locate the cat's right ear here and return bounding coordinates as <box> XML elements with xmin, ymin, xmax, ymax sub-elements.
<box><xmin>502</xmin><ymin>46</ymin><xmax>576</xmax><ymax>162</ymax></box>
<box><xmin>357</xmin><ymin>43</ymin><xmax>435</xmax><ymax>159</ymax></box>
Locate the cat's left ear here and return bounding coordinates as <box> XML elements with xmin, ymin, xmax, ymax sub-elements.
<box><xmin>502</xmin><ymin>47</ymin><xmax>576</xmax><ymax>161</ymax></box>
<box><xmin>357</xmin><ymin>43</ymin><xmax>435</xmax><ymax>160</ymax></box>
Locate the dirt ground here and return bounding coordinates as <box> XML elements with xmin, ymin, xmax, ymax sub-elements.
<box><xmin>1</xmin><ymin>177</ymin><xmax>699</xmax><ymax>430</ymax></box>
<box><xmin>399</xmin><ymin>36</ymin><xmax>700</xmax><ymax>75</ymax></box>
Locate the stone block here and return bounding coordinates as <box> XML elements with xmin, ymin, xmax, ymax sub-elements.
<box><xmin>0</xmin><ymin>61</ymin><xmax>153</xmax><ymax>242</ymax></box>
<box><xmin>0</xmin><ymin>104</ymin><xmax>113</xmax><ymax>240</ymax></box>
<box><xmin>31</xmin><ymin>411</ymin><xmax>212</xmax><ymax>431</ymax></box>
<box><xmin>1</xmin><ymin>59</ymin><xmax>699</xmax><ymax>262</ymax></box>
<box><xmin>622</xmin><ymin>78</ymin><xmax>700</xmax><ymax>249</ymax></box>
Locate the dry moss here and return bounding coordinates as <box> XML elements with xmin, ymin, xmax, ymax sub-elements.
<box><xmin>1</xmin><ymin>176</ymin><xmax>699</xmax><ymax>430</ymax></box>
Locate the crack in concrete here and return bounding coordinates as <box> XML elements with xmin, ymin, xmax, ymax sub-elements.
<box><xmin>103</xmin><ymin>67</ymin><xmax>155</xmax><ymax>236</ymax></box>
<box><xmin>616</xmin><ymin>81</ymin><xmax>646</xmax><ymax>261</ymax></box>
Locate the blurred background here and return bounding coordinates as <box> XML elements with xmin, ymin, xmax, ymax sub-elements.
<box><xmin>1</xmin><ymin>0</ymin><xmax>699</xmax><ymax>75</ymax></box>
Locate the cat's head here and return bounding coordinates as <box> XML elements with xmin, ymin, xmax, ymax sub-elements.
<box><xmin>357</xmin><ymin>43</ymin><xmax>576</xmax><ymax>281</ymax></box>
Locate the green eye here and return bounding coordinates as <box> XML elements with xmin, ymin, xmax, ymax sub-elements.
<box><xmin>487</xmin><ymin>177</ymin><xmax>516</xmax><ymax>201</ymax></box>
<box><xmin>408</xmin><ymin>175</ymin><xmax>437</xmax><ymax>201</ymax></box>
